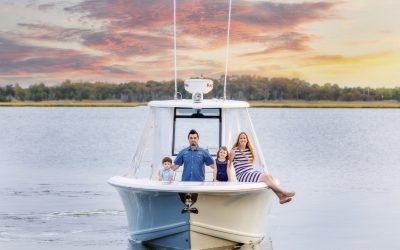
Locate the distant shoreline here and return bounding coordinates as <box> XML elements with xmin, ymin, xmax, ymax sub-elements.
<box><xmin>0</xmin><ymin>100</ymin><xmax>399</xmax><ymax>108</ymax></box>
<box><xmin>250</xmin><ymin>101</ymin><xmax>400</xmax><ymax>108</ymax></box>
<box><xmin>0</xmin><ymin>101</ymin><xmax>146</xmax><ymax>107</ymax></box>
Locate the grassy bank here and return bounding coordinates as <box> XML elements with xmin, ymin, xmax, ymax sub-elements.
<box><xmin>0</xmin><ymin>101</ymin><xmax>145</xmax><ymax>107</ymax></box>
<box><xmin>250</xmin><ymin>101</ymin><xmax>400</xmax><ymax>108</ymax></box>
<box><xmin>0</xmin><ymin>100</ymin><xmax>399</xmax><ymax>108</ymax></box>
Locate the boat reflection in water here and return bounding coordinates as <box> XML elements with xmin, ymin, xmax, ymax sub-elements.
<box><xmin>128</xmin><ymin>234</ymin><xmax>273</xmax><ymax>250</ymax></box>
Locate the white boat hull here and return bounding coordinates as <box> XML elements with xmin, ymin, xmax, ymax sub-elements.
<box><xmin>109</xmin><ymin>177</ymin><xmax>274</xmax><ymax>249</ymax></box>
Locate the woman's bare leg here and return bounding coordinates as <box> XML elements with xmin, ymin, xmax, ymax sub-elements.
<box><xmin>259</xmin><ymin>174</ymin><xmax>295</xmax><ymax>202</ymax></box>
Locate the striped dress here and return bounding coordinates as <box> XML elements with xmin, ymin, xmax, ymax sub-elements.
<box><xmin>232</xmin><ymin>147</ymin><xmax>262</xmax><ymax>182</ymax></box>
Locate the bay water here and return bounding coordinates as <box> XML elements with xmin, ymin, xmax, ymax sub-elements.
<box><xmin>1</xmin><ymin>107</ymin><xmax>399</xmax><ymax>250</ymax></box>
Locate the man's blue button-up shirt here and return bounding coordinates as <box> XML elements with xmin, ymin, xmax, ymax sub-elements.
<box><xmin>174</xmin><ymin>146</ymin><xmax>214</xmax><ymax>181</ymax></box>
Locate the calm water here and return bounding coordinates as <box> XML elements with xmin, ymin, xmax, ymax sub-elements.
<box><xmin>1</xmin><ymin>107</ymin><xmax>400</xmax><ymax>250</ymax></box>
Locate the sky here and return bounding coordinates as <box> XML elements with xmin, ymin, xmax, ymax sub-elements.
<box><xmin>0</xmin><ymin>0</ymin><xmax>399</xmax><ymax>87</ymax></box>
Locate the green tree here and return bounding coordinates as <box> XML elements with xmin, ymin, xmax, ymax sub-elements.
<box><xmin>15</xmin><ymin>84</ymin><xmax>27</xmax><ymax>101</ymax></box>
<box><xmin>0</xmin><ymin>86</ymin><xmax>6</xmax><ymax>102</ymax></box>
<box><xmin>29</xmin><ymin>83</ymin><xmax>49</xmax><ymax>101</ymax></box>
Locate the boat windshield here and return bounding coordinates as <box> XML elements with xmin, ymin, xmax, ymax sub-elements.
<box><xmin>173</xmin><ymin>108</ymin><xmax>221</xmax><ymax>155</ymax></box>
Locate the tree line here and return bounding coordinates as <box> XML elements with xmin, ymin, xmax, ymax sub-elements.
<box><xmin>1</xmin><ymin>76</ymin><xmax>399</xmax><ymax>102</ymax></box>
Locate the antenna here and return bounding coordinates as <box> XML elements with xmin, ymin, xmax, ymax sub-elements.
<box><xmin>223</xmin><ymin>0</ymin><xmax>232</xmax><ymax>100</ymax></box>
<box><xmin>173</xmin><ymin>0</ymin><xmax>232</xmax><ymax>100</ymax></box>
<box><xmin>173</xmin><ymin>0</ymin><xmax>177</xmax><ymax>100</ymax></box>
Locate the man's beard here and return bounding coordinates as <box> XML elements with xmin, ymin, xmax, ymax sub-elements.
<box><xmin>190</xmin><ymin>143</ymin><xmax>197</xmax><ymax>147</ymax></box>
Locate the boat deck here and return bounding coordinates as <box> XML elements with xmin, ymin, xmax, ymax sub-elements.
<box><xmin>108</xmin><ymin>176</ymin><xmax>267</xmax><ymax>193</ymax></box>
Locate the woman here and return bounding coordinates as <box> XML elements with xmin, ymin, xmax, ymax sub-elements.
<box><xmin>229</xmin><ymin>132</ymin><xmax>295</xmax><ymax>204</ymax></box>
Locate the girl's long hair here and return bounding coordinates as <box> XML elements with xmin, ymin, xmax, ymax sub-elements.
<box><xmin>233</xmin><ymin>132</ymin><xmax>255</xmax><ymax>163</ymax></box>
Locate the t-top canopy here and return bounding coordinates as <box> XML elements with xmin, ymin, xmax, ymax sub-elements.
<box><xmin>149</xmin><ymin>99</ymin><xmax>250</xmax><ymax>109</ymax></box>
<box><xmin>129</xmin><ymin>99</ymin><xmax>268</xmax><ymax>180</ymax></box>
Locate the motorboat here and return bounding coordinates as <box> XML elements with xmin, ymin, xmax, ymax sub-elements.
<box><xmin>108</xmin><ymin>1</ymin><xmax>276</xmax><ymax>248</ymax></box>
<box><xmin>108</xmin><ymin>79</ymin><xmax>274</xmax><ymax>249</ymax></box>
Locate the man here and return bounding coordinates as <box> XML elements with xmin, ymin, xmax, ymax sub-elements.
<box><xmin>172</xmin><ymin>129</ymin><xmax>214</xmax><ymax>181</ymax></box>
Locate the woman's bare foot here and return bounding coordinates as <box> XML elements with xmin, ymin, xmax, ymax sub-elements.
<box><xmin>284</xmin><ymin>191</ymin><xmax>295</xmax><ymax>198</ymax></box>
<box><xmin>279</xmin><ymin>197</ymin><xmax>292</xmax><ymax>204</ymax></box>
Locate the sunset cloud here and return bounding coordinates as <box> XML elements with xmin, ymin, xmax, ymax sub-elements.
<box><xmin>0</xmin><ymin>36</ymin><xmax>137</xmax><ymax>80</ymax></box>
<box><xmin>242</xmin><ymin>32</ymin><xmax>312</xmax><ymax>56</ymax></box>
<box><xmin>0</xmin><ymin>0</ymin><xmax>399</xmax><ymax>87</ymax></box>
<box><xmin>64</xmin><ymin>0</ymin><xmax>336</xmax><ymax>45</ymax></box>
<box><xmin>17</xmin><ymin>23</ymin><xmax>90</xmax><ymax>42</ymax></box>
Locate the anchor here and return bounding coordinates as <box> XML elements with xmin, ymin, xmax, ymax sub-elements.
<box><xmin>179</xmin><ymin>193</ymin><xmax>198</xmax><ymax>214</ymax></box>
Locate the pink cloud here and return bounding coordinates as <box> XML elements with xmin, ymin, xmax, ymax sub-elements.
<box><xmin>65</xmin><ymin>0</ymin><xmax>338</xmax><ymax>48</ymax></box>
<box><xmin>0</xmin><ymin>36</ymin><xmax>135</xmax><ymax>77</ymax></box>
<box><xmin>243</xmin><ymin>32</ymin><xmax>312</xmax><ymax>56</ymax></box>
<box><xmin>82</xmin><ymin>31</ymin><xmax>173</xmax><ymax>57</ymax></box>
<box><xmin>17</xmin><ymin>23</ymin><xmax>91</xmax><ymax>42</ymax></box>
<box><xmin>0</xmin><ymin>0</ymin><xmax>340</xmax><ymax>85</ymax></box>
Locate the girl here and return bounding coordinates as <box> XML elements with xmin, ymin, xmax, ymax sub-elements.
<box><xmin>213</xmin><ymin>146</ymin><xmax>230</xmax><ymax>182</ymax></box>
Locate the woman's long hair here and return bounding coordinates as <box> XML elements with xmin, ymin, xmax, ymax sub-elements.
<box><xmin>233</xmin><ymin>132</ymin><xmax>256</xmax><ymax>163</ymax></box>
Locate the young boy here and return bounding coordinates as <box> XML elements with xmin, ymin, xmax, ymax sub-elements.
<box><xmin>158</xmin><ymin>157</ymin><xmax>174</xmax><ymax>182</ymax></box>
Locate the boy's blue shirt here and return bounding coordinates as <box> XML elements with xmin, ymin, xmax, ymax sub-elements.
<box><xmin>160</xmin><ymin>168</ymin><xmax>174</xmax><ymax>181</ymax></box>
